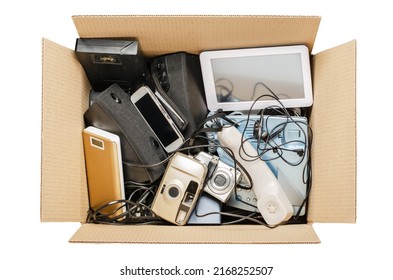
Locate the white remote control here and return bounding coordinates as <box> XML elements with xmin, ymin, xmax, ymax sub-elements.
<box><xmin>217</xmin><ymin>126</ymin><xmax>293</xmax><ymax>226</ymax></box>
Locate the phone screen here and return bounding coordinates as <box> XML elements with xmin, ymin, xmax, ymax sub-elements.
<box><xmin>134</xmin><ymin>93</ymin><xmax>179</xmax><ymax>147</ymax></box>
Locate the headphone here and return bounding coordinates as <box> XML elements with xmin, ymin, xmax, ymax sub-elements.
<box><xmin>253</xmin><ymin>119</ymin><xmax>283</xmax><ymax>142</ymax></box>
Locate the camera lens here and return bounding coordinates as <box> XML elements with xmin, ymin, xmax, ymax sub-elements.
<box><xmin>167</xmin><ymin>185</ymin><xmax>180</xmax><ymax>199</ymax></box>
<box><xmin>209</xmin><ymin>169</ymin><xmax>232</xmax><ymax>194</ymax></box>
<box><xmin>214</xmin><ymin>174</ymin><xmax>227</xmax><ymax>186</ymax></box>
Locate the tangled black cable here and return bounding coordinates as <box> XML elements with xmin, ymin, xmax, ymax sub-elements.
<box><xmin>86</xmin><ymin>199</ymin><xmax>162</xmax><ymax>225</ymax></box>
<box><xmin>232</xmin><ymin>82</ymin><xmax>313</xmax><ymax>221</ymax></box>
<box><xmin>86</xmin><ymin>86</ymin><xmax>313</xmax><ymax>226</ymax></box>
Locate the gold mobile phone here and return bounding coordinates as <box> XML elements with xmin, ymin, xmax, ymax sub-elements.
<box><xmin>82</xmin><ymin>126</ymin><xmax>125</xmax><ymax>217</ymax></box>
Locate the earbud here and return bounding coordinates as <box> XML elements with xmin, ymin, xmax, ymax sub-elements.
<box><xmin>253</xmin><ymin>120</ymin><xmax>283</xmax><ymax>142</ymax></box>
<box><xmin>253</xmin><ymin>120</ymin><xmax>262</xmax><ymax>140</ymax></box>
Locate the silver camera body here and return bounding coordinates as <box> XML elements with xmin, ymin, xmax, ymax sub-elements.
<box><xmin>194</xmin><ymin>152</ymin><xmax>242</xmax><ymax>203</ymax></box>
<box><xmin>151</xmin><ymin>152</ymin><xmax>208</xmax><ymax>225</ymax></box>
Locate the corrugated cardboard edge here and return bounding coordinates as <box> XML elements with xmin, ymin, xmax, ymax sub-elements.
<box><xmin>308</xmin><ymin>40</ymin><xmax>357</xmax><ymax>223</ymax></box>
<box><xmin>41</xmin><ymin>38</ymin><xmax>90</xmax><ymax>222</ymax></box>
<box><xmin>71</xmin><ymin>15</ymin><xmax>321</xmax><ymax>56</ymax></box>
<box><xmin>69</xmin><ymin>223</ymin><xmax>320</xmax><ymax>244</ymax></box>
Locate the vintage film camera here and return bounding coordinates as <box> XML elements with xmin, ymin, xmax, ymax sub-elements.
<box><xmin>151</xmin><ymin>152</ymin><xmax>208</xmax><ymax>225</ymax></box>
<box><xmin>194</xmin><ymin>151</ymin><xmax>241</xmax><ymax>203</ymax></box>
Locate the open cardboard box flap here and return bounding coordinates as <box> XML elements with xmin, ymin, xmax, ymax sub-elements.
<box><xmin>41</xmin><ymin>15</ymin><xmax>356</xmax><ymax>243</ymax></box>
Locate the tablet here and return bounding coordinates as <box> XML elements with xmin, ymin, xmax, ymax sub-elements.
<box><xmin>199</xmin><ymin>45</ymin><xmax>313</xmax><ymax>111</ymax></box>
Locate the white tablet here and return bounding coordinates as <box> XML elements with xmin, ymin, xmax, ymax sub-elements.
<box><xmin>199</xmin><ymin>45</ymin><xmax>313</xmax><ymax>112</ymax></box>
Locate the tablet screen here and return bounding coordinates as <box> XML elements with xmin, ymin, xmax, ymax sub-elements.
<box><xmin>200</xmin><ymin>45</ymin><xmax>313</xmax><ymax>111</ymax></box>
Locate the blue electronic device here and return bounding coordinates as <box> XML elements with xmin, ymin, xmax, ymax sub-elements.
<box><xmin>215</xmin><ymin>114</ymin><xmax>309</xmax><ymax>216</ymax></box>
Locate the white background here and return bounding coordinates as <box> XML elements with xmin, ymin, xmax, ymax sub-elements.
<box><xmin>0</xmin><ymin>0</ymin><xmax>390</xmax><ymax>279</ymax></box>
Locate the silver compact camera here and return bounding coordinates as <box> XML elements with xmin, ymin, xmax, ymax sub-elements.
<box><xmin>151</xmin><ymin>152</ymin><xmax>208</xmax><ymax>225</ymax></box>
<box><xmin>194</xmin><ymin>152</ymin><xmax>242</xmax><ymax>203</ymax></box>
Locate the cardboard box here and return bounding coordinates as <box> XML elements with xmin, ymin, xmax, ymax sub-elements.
<box><xmin>41</xmin><ymin>15</ymin><xmax>356</xmax><ymax>244</ymax></box>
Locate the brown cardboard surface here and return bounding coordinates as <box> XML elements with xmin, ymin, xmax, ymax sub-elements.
<box><xmin>308</xmin><ymin>40</ymin><xmax>357</xmax><ymax>223</ymax></box>
<box><xmin>41</xmin><ymin>38</ymin><xmax>90</xmax><ymax>222</ymax></box>
<box><xmin>69</xmin><ymin>223</ymin><xmax>320</xmax><ymax>244</ymax></box>
<box><xmin>40</xmin><ymin>15</ymin><xmax>357</xmax><ymax>243</ymax></box>
<box><xmin>72</xmin><ymin>15</ymin><xmax>320</xmax><ymax>56</ymax></box>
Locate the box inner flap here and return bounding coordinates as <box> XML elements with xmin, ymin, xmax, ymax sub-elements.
<box><xmin>308</xmin><ymin>40</ymin><xmax>357</xmax><ymax>223</ymax></box>
<box><xmin>41</xmin><ymin>38</ymin><xmax>90</xmax><ymax>222</ymax></box>
<box><xmin>70</xmin><ymin>223</ymin><xmax>320</xmax><ymax>244</ymax></box>
<box><xmin>72</xmin><ymin>15</ymin><xmax>320</xmax><ymax>56</ymax></box>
